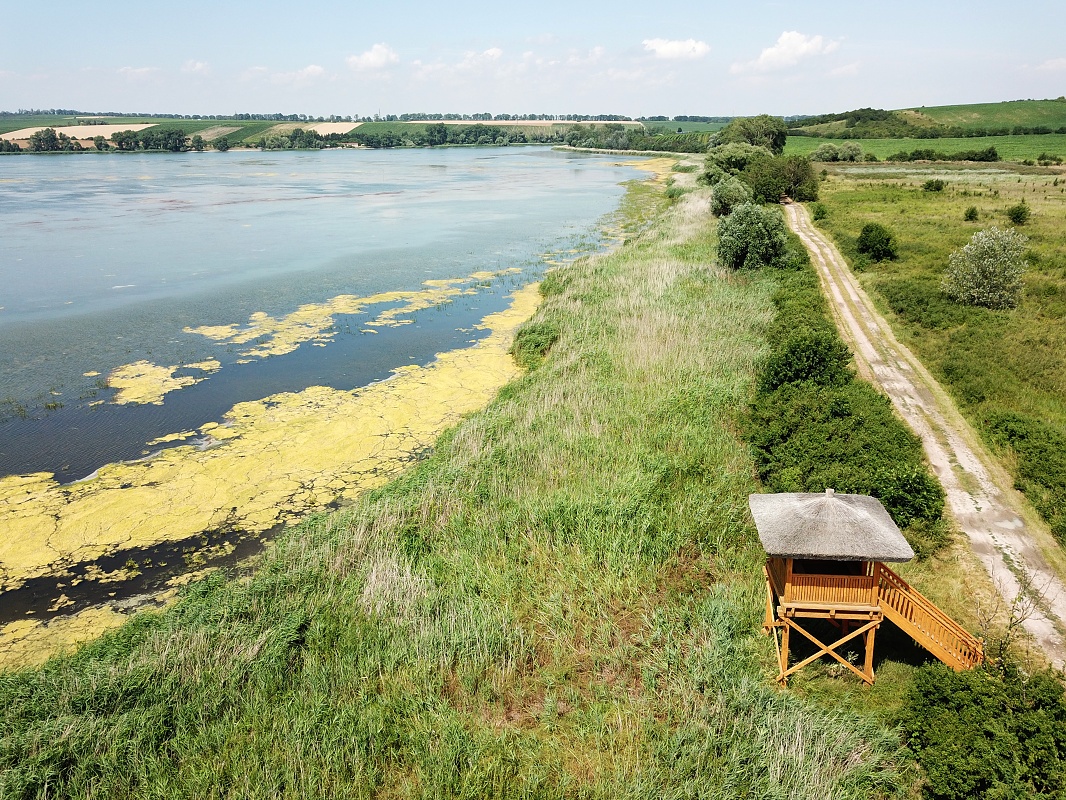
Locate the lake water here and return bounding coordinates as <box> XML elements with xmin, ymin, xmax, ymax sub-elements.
<box><xmin>0</xmin><ymin>147</ymin><xmax>644</xmax><ymax>480</ymax></box>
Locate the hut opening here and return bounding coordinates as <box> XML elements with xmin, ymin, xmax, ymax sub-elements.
<box><xmin>751</xmin><ymin>489</ymin><xmax>983</xmax><ymax>685</ymax></box>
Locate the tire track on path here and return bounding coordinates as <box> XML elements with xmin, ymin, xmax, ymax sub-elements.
<box><xmin>784</xmin><ymin>201</ymin><xmax>1066</xmax><ymax>668</ymax></box>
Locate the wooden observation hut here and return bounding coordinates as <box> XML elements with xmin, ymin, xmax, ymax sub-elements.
<box><xmin>750</xmin><ymin>489</ymin><xmax>984</xmax><ymax>685</ymax></box>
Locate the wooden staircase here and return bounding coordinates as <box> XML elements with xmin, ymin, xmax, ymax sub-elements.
<box><xmin>876</xmin><ymin>563</ymin><xmax>984</xmax><ymax>670</ymax></box>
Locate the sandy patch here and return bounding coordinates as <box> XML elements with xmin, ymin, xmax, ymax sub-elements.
<box><xmin>0</xmin><ymin>124</ymin><xmax>155</xmax><ymax>141</ymax></box>
<box><xmin>307</xmin><ymin>122</ymin><xmax>361</xmax><ymax>135</ymax></box>
<box><xmin>0</xmin><ymin>282</ymin><xmax>541</xmax><ymax>595</ymax></box>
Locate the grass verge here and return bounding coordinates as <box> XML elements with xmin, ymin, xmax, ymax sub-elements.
<box><xmin>0</xmin><ymin>172</ymin><xmax>917</xmax><ymax>797</ymax></box>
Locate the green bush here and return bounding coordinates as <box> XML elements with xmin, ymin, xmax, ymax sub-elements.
<box><xmin>1005</xmin><ymin>200</ymin><xmax>1031</xmax><ymax>225</ymax></box>
<box><xmin>509</xmin><ymin>320</ymin><xmax>560</xmax><ymax>369</ymax></box>
<box><xmin>903</xmin><ymin>664</ymin><xmax>1066</xmax><ymax>800</ymax></box>
<box><xmin>740</xmin><ymin>155</ymin><xmax>819</xmax><ymax>202</ymax></box>
<box><xmin>856</xmin><ymin>223</ymin><xmax>899</xmax><ymax>261</ymax></box>
<box><xmin>716</xmin><ymin>203</ymin><xmax>790</xmax><ymax>270</ymax></box>
<box><xmin>811</xmin><ymin>203</ymin><xmax>829</xmax><ymax>221</ymax></box>
<box><xmin>758</xmin><ymin>328</ymin><xmax>852</xmax><ymax>391</ymax></box>
<box><xmin>710</xmin><ymin>176</ymin><xmax>753</xmax><ymax>217</ymax></box>
<box><xmin>705</xmin><ymin>141</ymin><xmax>773</xmax><ymax>174</ymax></box>
<box><xmin>942</xmin><ymin>226</ymin><xmax>1028</xmax><ymax>310</ymax></box>
<box><xmin>987</xmin><ymin>412</ymin><xmax>1066</xmax><ymax>541</ymax></box>
<box><xmin>922</xmin><ymin>179</ymin><xmax>946</xmax><ymax>192</ymax></box>
<box><xmin>699</xmin><ymin>162</ymin><xmax>729</xmax><ymax>186</ymax></box>
<box><xmin>964</xmin><ymin>205</ymin><xmax>979</xmax><ymax>222</ymax></box>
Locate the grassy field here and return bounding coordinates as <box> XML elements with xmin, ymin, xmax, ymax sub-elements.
<box><xmin>0</xmin><ymin>170</ymin><xmax>930</xmax><ymax>798</ymax></box>
<box><xmin>903</xmin><ymin>99</ymin><xmax>1066</xmax><ymax>130</ymax></box>
<box><xmin>785</xmin><ymin>133</ymin><xmax>1066</xmax><ymax>161</ymax></box>
<box><xmin>811</xmin><ymin>162</ymin><xmax>1066</xmax><ymax>542</ymax></box>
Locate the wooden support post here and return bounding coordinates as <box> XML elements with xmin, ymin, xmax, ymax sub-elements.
<box><xmin>864</xmin><ymin>622</ymin><xmax>878</xmax><ymax>683</ymax></box>
<box><xmin>777</xmin><ymin>617</ymin><xmax>881</xmax><ymax>685</ymax></box>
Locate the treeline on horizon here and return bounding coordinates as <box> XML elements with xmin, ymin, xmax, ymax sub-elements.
<box><xmin>2</xmin><ymin>108</ymin><xmax>723</xmax><ymax>124</ymax></box>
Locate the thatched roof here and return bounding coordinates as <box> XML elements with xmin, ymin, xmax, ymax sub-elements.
<box><xmin>748</xmin><ymin>490</ymin><xmax>914</xmax><ymax>563</ymax></box>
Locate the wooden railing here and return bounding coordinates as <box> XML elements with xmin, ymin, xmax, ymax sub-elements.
<box><xmin>787</xmin><ymin>573</ymin><xmax>877</xmax><ymax>607</ymax></box>
<box><xmin>876</xmin><ymin>563</ymin><xmax>984</xmax><ymax>670</ymax></box>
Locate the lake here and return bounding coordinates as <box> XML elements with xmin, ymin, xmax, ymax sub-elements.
<box><xmin>0</xmin><ymin>146</ymin><xmax>650</xmax><ymax>641</ymax></box>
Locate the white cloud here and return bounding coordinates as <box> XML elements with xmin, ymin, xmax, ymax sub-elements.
<box><xmin>642</xmin><ymin>38</ymin><xmax>710</xmax><ymax>60</ymax></box>
<box><xmin>829</xmin><ymin>62</ymin><xmax>860</xmax><ymax>77</ymax></box>
<box><xmin>270</xmin><ymin>64</ymin><xmax>326</xmax><ymax>85</ymax></box>
<box><xmin>731</xmin><ymin>31</ymin><xmax>840</xmax><ymax>74</ymax></box>
<box><xmin>1036</xmin><ymin>58</ymin><xmax>1066</xmax><ymax>72</ymax></box>
<box><xmin>181</xmin><ymin>60</ymin><xmax>210</xmax><ymax>75</ymax></box>
<box><xmin>347</xmin><ymin>43</ymin><xmax>399</xmax><ymax>71</ymax></box>
<box><xmin>118</xmin><ymin>66</ymin><xmax>161</xmax><ymax>80</ymax></box>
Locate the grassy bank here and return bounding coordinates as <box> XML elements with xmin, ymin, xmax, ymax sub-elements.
<box><xmin>0</xmin><ymin>173</ymin><xmax>914</xmax><ymax>797</ymax></box>
<box><xmin>811</xmin><ymin>163</ymin><xmax>1066</xmax><ymax>543</ymax></box>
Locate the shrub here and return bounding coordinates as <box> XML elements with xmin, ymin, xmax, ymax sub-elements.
<box><xmin>922</xmin><ymin>179</ymin><xmax>946</xmax><ymax>192</ymax></box>
<box><xmin>1005</xmin><ymin>200</ymin><xmax>1031</xmax><ymax>225</ymax></box>
<box><xmin>838</xmin><ymin>141</ymin><xmax>864</xmax><ymax>162</ymax></box>
<box><xmin>963</xmin><ymin>205</ymin><xmax>979</xmax><ymax>222</ymax></box>
<box><xmin>811</xmin><ymin>202</ymin><xmax>828</xmax><ymax>221</ymax></box>
<box><xmin>509</xmin><ymin>320</ymin><xmax>560</xmax><ymax>369</ymax></box>
<box><xmin>856</xmin><ymin>222</ymin><xmax>899</xmax><ymax>261</ymax></box>
<box><xmin>740</xmin><ymin>155</ymin><xmax>819</xmax><ymax>202</ymax></box>
<box><xmin>942</xmin><ymin>226</ymin><xmax>1028</xmax><ymax>310</ymax></box>
<box><xmin>710</xmin><ymin>176</ymin><xmax>753</xmax><ymax>216</ymax></box>
<box><xmin>699</xmin><ymin>162</ymin><xmax>728</xmax><ymax>186</ymax></box>
<box><xmin>716</xmin><ymin>203</ymin><xmax>790</xmax><ymax>270</ymax></box>
<box><xmin>903</xmin><ymin>664</ymin><xmax>1066</xmax><ymax>800</ymax></box>
<box><xmin>758</xmin><ymin>328</ymin><xmax>852</xmax><ymax>391</ymax></box>
<box><xmin>810</xmin><ymin>143</ymin><xmax>841</xmax><ymax>162</ymax></box>
<box><xmin>705</xmin><ymin>141</ymin><xmax>773</xmax><ymax>174</ymax></box>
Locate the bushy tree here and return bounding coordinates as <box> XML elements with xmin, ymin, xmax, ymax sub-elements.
<box><xmin>705</xmin><ymin>141</ymin><xmax>773</xmax><ymax>175</ymax></box>
<box><xmin>810</xmin><ymin>142</ymin><xmax>863</xmax><ymax>162</ymax></box>
<box><xmin>942</xmin><ymin>226</ymin><xmax>1028</xmax><ymax>309</ymax></box>
<box><xmin>856</xmin><ymin>222</ymin><xmax>898</xmax><ymax>261</ymax></box>
<box><xmin>717</xmin><ymin>114</ymin><xmax>787</xmax><ymax>154</ymax></box>
<box><xmin>741</xmin><ymin>155</ymin><xmax>818</xmax><ymax>202</ymax></box>
<box><xmin>716</xmin><ymin>203</ymin><xmax>790</xmax><ymax>270</ymax></box>
<box><xmin>710</xmin><ymin>176</ymin><xmax>753</xmax><ymax>217</ymax></box>
<box><xmin>214</xmin><ymin>137</ymin><xmax>230</xmax><ymax>152</ymax></box>
<box><xmin>964</xmin><ymin>206</ymin><xmax>979</xmax><ymax>222</ymax></box>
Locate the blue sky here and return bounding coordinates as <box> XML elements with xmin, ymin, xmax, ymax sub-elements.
<box><xmin>2</xmin><ymin>1</ymin><xmax>1064</xmax><ymax>117</ymax></box>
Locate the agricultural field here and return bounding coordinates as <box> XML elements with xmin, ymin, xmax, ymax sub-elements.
<box><xmin>811</xmin><ymin>161</ymin><xmax>1066</xmax><ymax>543</ymax></box>
<box><xmin>785</xmin><ymin>133</ymin><xmax>1066</xmax><ymax>161</ymax></box>
<box><xmin>904</xmin><ymin>98</ymin><xmax>1066</xmax><ymax>130</ymax></box>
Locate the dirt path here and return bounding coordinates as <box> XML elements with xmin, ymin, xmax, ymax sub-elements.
<box><xmin>785</xmin><ymin>202</ymin><xmax>1066</xmax><ymax>668</ymax></box>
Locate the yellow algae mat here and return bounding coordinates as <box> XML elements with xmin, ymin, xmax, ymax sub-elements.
<box><xmin>0</xmin><ymin>283</ymin><xmax>541</xmax><ymax>663</ymax></box>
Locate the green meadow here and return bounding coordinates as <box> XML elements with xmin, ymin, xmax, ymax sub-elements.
<box><xmin>812</xmin><ymin>162</ymin><xmax>1066</xmax><ymax>543</ymax></box>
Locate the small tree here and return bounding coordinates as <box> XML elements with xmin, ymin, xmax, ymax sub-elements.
<box><xmin>1005</xmin><ymin>200</ymin><xmax>1031</xmax><ymax>225</ymax></box>
<box><xmin>706</xmin><ymin>141</ymin><xmax>773</xmax><ymax>174</ymax></box>
<box><xmin>710</xmin><ymin>176</ymin><xmax>753</xmax><ymax>217</ymax></box>
<box><xmin>923</xmin><ymin>179</ymin><xmax>946</xmax><ymax>192</ymax></box>
<box><xmin>856</xmin><ymin>222</ymin><xmax>898</xmax><ymax>261</ymax></box>
<box><xmin>214</xmin><ymin>137</ymin><xmax>230</xmax><ymax>152</ymax></box>
<box><xmin>942</xmin><ymin>226</ymin><xmax>1028</xmax><ymax>310</ymax></box>
<box><xmin>964</xmin><ymin>206</ymin><xmax>979</xmax><ymax>222</ymax></box>
<box><xmin>190</xmin><ymin>135</ymin><xmax>205</xmax><ymax>152</ymax></box>
<box><xmin>716</xmin><ymin>203</ymin><xmax>790</xmax><ymax>270</ymax></box>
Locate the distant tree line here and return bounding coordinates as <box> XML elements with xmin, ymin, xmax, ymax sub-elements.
<box><xmin>256</xmin><ymin>128</ymin><xmax>336</xmax><ymax>150</ymax></box>
<box><xmin>886</xmin><ymin>146</ymin><xmax>1001</xmax><ymax>162</ymax></box>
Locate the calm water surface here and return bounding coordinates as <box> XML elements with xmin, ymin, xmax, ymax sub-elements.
<box><xmin>0</xmin><ymin>147</ymin><xmax>643</xmax><ymax>479</ymax></box>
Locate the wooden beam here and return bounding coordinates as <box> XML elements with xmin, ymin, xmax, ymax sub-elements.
<box><xmin>778</xmin><ymin>617</ymin><xmax>881</xmax><ymax>685</ymax></box>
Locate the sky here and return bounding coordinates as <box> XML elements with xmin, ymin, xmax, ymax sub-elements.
<box><xmin>2</xmin><ymin>1</ymin><xmax>1065</xmax><ymax>118</ymax></box>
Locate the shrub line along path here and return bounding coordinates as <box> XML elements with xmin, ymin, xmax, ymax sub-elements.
<box><xmin>784</xmin><ymin>202</ymin><xmax>1066</xmax><ymax>668</ymax></box>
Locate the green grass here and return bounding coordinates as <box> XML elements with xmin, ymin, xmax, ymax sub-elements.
<box><xmin>785</xmin><ymin>133</ymin><xmax>1066</xmax><ymax>161</ymax></box>
<box><xmin>0</xmin><ymin>175</ymin><xmax>916</xmax><ymax>797</ymax></box>
<box><xmin>811</xmin><ymin>163</ymin><xmax>1066</xmax><ymax>541</ymax></box>
<box><xmin>903</xmin><ymin>99</ymin><xmax>1066</xmax><ymax>130</ymax></box>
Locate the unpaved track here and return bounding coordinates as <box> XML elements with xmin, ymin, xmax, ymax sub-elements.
<box><xmin>785</xmin><ymin>203</ymin><xmax>1066</xmax><ymax>668</ymax></box>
